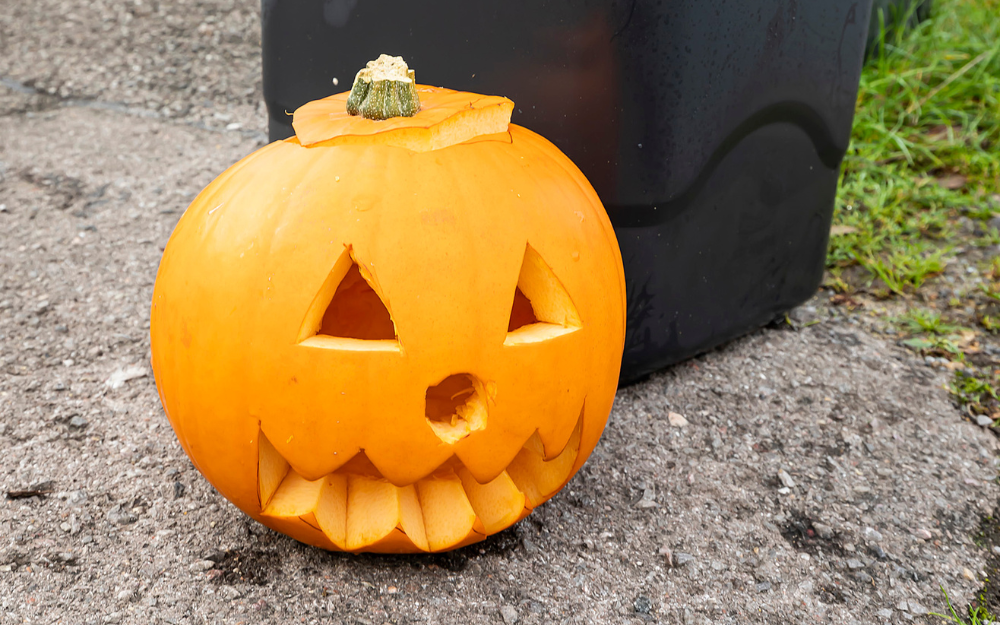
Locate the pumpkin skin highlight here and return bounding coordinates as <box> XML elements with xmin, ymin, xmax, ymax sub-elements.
<box><xmin>150</xmin><ymin>85</ymin><xmax>626</xmax><ymax>553</ymax></box>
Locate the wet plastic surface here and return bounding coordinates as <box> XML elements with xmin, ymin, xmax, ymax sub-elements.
<box><xmin>262</xmin><ymin>0</ymin><xmax>874</xmax><ymax>383</ymax></box>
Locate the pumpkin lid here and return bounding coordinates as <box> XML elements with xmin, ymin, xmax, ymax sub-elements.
<box><xmin>292</xmin><ymin>55</ymin><xmax>514</xmax><ymax>152</ymax></box>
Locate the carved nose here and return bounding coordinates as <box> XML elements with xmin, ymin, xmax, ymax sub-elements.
<box><xmin>424</xmin><ymin>373</ymin><xmax>488</xmax><ymax>445</ymax></box>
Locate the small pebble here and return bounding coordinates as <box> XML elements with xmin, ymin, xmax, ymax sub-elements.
<box><xmin>657</xmin><ymin>545</ymin><xmax>672</xmax><ymax>567</ymax></box>
<box><xmin>963</xmin><ymin>567</ymin><xmax>977</xmax><ymax>581</ymax></box>
<box><xmin>911</xmin><ymin>528</ymin><xmax>933</xmax><ymax>541</ymax></box>
<box><xmin>106</xmin><ymin>505</ymin><xmax>137</xmax><ymax>525</ymax></box>
<box><xmin>69</xmin><ymin>416</ymin><xmax>88</xmax><ymax>429</ymax></box>
<box><xmin>673</xmin><ymin>553</ymin><xmax>694</xmax><ymax>567</ymax></box>
<box><xmin>220</xmin><ymin>586</ymin><xmax>241</xmax><ymax>600</ymax></box>
<box><xmin>977</xmin><ymin>415</ymin><xmax>993</xmax><ymax>427</ymax></box>
<box><xmin>755</xmin><ymin>582</ymin><xmax>771</xmax><ymax>593</ymax></box>
<box><xmin>667</xmin><ymin>412</ymin><xmax>688</xmax><ymax>427</ymax></box>
<box><xmin>846</xmin><ymin>558</ymin><xmax>864</xmax><ymax>570</ymax></box>
<box><xmin>633</xmin><ymin>595</ymin><xmax>652</xmax><ymax>614</ymax></box>
<box><xmin>777</xmin><ymin>469</ymin><xmax>796</xmax><ymax>489</ymax></box>
<box><xmin>908</xmin><ymin>602</ymin><xmax>928</xmax><ymax>616</ymax></box>
<box><xmin>188</xmin><ymin>560</ymin><xmax>215</xmax><ymax>572</ymax></box>
<box><xmin>500</xmin><ymin>605</ymin><xmax>518</xmax><ymax>624</ymax></box>
<box><xmin>633</xmin><ymin>487</ymin><xmax>659</xmax><ymax>509</ymax></box>
<box><xmin>813</xmin><ymin>522</ymin><xmax>834</xmax><ymax>540</ymax></box>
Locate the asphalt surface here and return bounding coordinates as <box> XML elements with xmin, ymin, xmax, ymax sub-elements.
<box><xmin>2</xmin><ymin>2</ymin><xmax>999</xmax><ymax>623</ymax></box>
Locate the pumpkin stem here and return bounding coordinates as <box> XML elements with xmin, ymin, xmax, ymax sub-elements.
<box><xmin>346</xmin><ymin>54</ymin><xmax>420</xmax><ymax>121</ymax></box>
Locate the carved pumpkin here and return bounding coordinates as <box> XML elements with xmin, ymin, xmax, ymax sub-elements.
<box><xmin>150</xmin><ymin>56</ymin><xmax>625</xmax><ymax>553</ymax></box>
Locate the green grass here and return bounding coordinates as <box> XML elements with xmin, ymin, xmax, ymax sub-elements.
<box><xmin>895</xmin><ymin>307</ymin><xmax>975</xmax><ymax>356</ymax></box>
<box><xmin>829</xmin><ymin>0</ymin><xmax>1000</xmax><ymax>293</ymax></box>
<box><xmin>832</xmin><ymin>5</ymin><xmax>1000</xmax><ymax>620</ymax></box>
<box><xmin>951</xmin><ymin>368</ymin><xmax>998</xmax><ymax>408</ymax></box>
<box><xmin>899</xmin><ymin>307</ymin><xmax>962</xmax><ymax>334</ymax></box>
<box><xmin>932</xmin><ymin>585</ymin><xmax>993</xmax><ymax>624</ymax></box>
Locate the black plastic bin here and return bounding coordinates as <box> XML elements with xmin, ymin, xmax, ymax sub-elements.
<box><xmin>261</xmin><ymin>0</ymin><xmax>875</xmax><ymax>384</ymax></box>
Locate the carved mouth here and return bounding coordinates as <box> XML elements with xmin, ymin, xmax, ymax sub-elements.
<box><xmin>256</xmin><ymin>409</ymin><xmax>583</xmax><ymax>553</ymax></box>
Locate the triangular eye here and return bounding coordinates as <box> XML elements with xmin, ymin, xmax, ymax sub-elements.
<box><xmin>319</xmin><ymin>264</ymin><xmax>395</xmax><ymax>340</ymax></box>
<box><xmin>507</xmin><ymin>287</ymin><xmax>537</xmax><ymax>332</ymax></box>
<box><xmin>505</xmin><ymin>244</ymin><xmax>581</xmax><ymax>345</ymax></box>
<box><xmin>298</xmin><ymin>248</ymin><xmax>398</xmax><ymax>345</ymax></box>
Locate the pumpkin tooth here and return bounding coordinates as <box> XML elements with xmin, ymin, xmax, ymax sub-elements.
<box><xmin>314</xmin><ymin>474</ymin><xmax>348</xmax><ymax>549</ymax></box>
<box><xmin>257</xmin><ymin>430</ymin><xmax>290</xmax><ymax>509</ymax></box>
<box><xmin>414</xmin><ymin>470</ymin><xmax>477</xmax><ymax>551</ymax></box>
<box><xmin>299</xmin><ymin>512</ymin><xmax>322</xmax><ymax>532</ymax></box>
<box><xmin>334</xmin><ymin>450</ymin><xmax>386</xmax><ymax>479</ymax></box>
<box><xmin>457</xmin><ymin>468</ymin><xmax>526</xmax><ymax>535</ymax></box>
<box><xmin>360</xmin><ymin>528</ymin><xmax>429</xmax><ymax>554</ymax></box>
<box><xmin>364</xmin><ymin>443</ymin><xmax>455</xmax><ymax>488</ymax></box>
<box><xmin>448</xmin><ymin>527</ymin><xmax>489</xmax><ymax>552</ymax></box>
<box><xmin>345</xmin><ymin>475</ymin><xmax>401</xmax><ymax>550</ymax></box>
<box><xmin>452</xmin><ymin>428</ymin><xmax>534</xmax><ymax>486</ymax></box>
<box><xmin>536</xmin><ymin>403</ymin><xmax>586</xmax><ymax>461</ymax></box>
<box><xmin>260</xmin><ymin>515</ymin><xmax>339</xmax><ymax>551</ymax></box>
<box><xmin>257</xmin><ymin>413</ymin><xmax>579</xmax><ymax>552</ymax></box>
<box><xmin>506</xmin><ymin>414</ymin><xmax>583</xmax><ymax>509</ymax></box>
<box><xmin>261</xmin><ymin>471</ymin><xmax>323</xmax><ymax>517</ymax></box>
<box><xmin>521</xmin><ymin>431</ymin><xmax>545</xmax><ymax>457</ymax></box>
<box><xmin>397</xmin><ymin>485</ymin><xmax>429</xmax><ymax>552</ymax></box>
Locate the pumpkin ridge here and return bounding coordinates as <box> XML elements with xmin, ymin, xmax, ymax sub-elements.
<box><xmin>511</xmin><ymin>127</ymin><xmax>626</xmax><ymax>322</ymax></box>
<box><xmin>177</xmin><ymin>139</ymin><xmax>283</xmax><ymax>226</ymax></box>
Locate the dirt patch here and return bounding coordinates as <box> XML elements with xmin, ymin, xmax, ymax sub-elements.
<box><xmin>206</xmin><ymin>550</ymin><xmax>277</xmax><ymax>586</ymax></box>
<box><xmin>968</xmin><ymin>510</ymin><xmax>1000</xmax><ymax>616</ymax></box>
<box><xmin>780</xmin><ymin>511</ymin><xmax>846</xmax><ymax>557</ymax></box>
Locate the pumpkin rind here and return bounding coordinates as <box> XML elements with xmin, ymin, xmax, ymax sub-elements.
<box><xmin>151</xmin><ymin>84</ymin><xmax>625</xmax><ymax>552</ymax></box>
<box><xmin>293</xmin><ymin>86</ymin><xmax>514</xmax><ymax>150</ymax></box>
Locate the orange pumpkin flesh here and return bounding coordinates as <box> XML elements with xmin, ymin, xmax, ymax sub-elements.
<box><xmin>150</xmin><ymin>83</ymin><xmax>626</xmax><ymax>553</ymax></box>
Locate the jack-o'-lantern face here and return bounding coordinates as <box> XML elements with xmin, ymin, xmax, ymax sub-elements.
<box><xmin>151</xmin><ymin>85</ymin><xmax>625</xmax><ymax>553</ymax></box>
